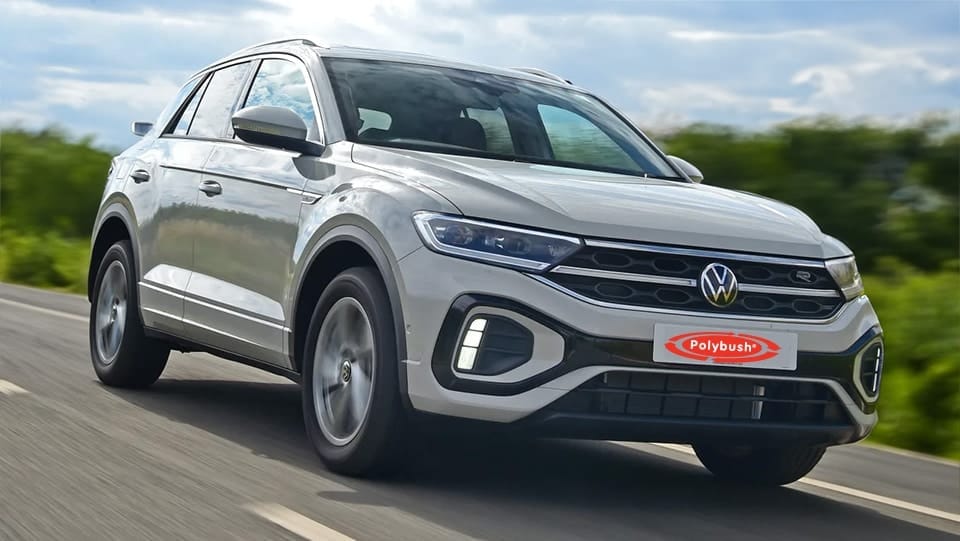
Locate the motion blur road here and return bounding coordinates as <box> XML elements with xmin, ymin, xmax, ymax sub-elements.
<box><xmin>0</xmin><ymin>283</ymin><xmax>957</xmax><ymax>540</ymax></box>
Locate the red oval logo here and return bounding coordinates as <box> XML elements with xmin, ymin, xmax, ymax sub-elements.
<box><xmin>665</xmin><ymin>332</ymin><xmax>780</xmax><ymax>364</ymax></box>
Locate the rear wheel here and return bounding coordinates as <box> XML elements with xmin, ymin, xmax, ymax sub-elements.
<box><xmin>89</xmin><ymin>240</ymin><xmax>169</xmax><ymax>387</ymax></box>
<box><xmin>302</xmin><ymin>267</ymin><xmax>404</xmax><ymax>476</ymax></box>
<box><xmin>693</xmin><ymin>444</ymin><xmax>825</xmax><ymax>486</ymax></box>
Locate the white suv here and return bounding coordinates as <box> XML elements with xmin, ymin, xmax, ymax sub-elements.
<box><xmin>88</xmin><ymin>38</ymin><xmax>883</xmax><ymax>485</ymax></box>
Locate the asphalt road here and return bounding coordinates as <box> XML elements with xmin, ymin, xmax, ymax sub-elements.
<box><xmin>0</xmin><ymin>282</ymin><xmax>957</xmax><ymax>540</ymax></box>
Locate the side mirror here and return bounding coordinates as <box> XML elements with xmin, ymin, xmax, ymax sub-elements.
<box><xmin>668</xmin><ymin>155</ymin><xmax>704</xmax><ymax>183</ymax></box>
<box><xmin>232</xmin><ymin>105</ymin><xmax>324</xmax><ymax>156</ymax></box>
<box><xmin>132</xmin><ymin>121</ymin><xmax>153</xmax><ymax>137</ymax></box>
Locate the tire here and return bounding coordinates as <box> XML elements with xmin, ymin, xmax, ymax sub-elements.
<box><xmin>693</xmin><ymin>444</ymin><xmax>826</xmax><ymax>486</ymax></box>
<box><xmin>89</xmin><ymin>240</ymin><xmax>169</xmax><ymax>388</ymax></box>
<box><xmin>302</xmin><ymin>267</ymin><xmax>404</xmax><ymax>476</ymax></box>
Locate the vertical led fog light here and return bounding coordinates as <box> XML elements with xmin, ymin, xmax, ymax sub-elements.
<box><xmin>456</xmin><ymin>318</ymin><xmax>487</xmax><ymax>371</ymax></box>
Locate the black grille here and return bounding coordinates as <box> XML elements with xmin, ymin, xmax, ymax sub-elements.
<box><xmin>549</xmin><ymin>245</ymin><xmax>843</xmax><ymax>319</ymax></box>
<box><xmin>549</xmin><ymin>372</ymin><xmax>851</xmax><ymax>426</ymax></box>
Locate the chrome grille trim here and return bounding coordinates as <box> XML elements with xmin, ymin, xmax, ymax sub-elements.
<box><xmin>738</xmin><ymin>283</ymin><xmax>840</xmax><ymax>298</ymax></box>
<box><xmin>584</xmin><ymin>239</ymin><xmax>828</xmax><ymax>268</ymax></box>
<box><xmin>551</xmin><ymin>266</ymin><xmax>698</xmax><ymax>287</ymax></box>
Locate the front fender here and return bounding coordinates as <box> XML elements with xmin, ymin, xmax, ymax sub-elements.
<box><xmin>88</xmin><ymin>197</ymin><xmax>140</xmax><ymax>300</ymax></box>
<box><xmin>288</xmin><ymin>223</ymin><xmax>411</xmax><ymax>398</ymax></box>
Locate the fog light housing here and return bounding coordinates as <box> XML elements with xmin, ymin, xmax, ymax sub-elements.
<box><xmin>454</xmin><ymin>316</ymin><xmax>534</xmax><ymax>375</ymax></box>
<box><xmin>855</xmin><ymin>340</ymin><xmax>883</xmax><ymax>401</ymax></box>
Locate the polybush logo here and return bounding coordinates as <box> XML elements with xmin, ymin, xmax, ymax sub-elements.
<box><xmin>665</xmin><ymin>331</ymin><xmax>780</xmax><ymax>364</ymax></box>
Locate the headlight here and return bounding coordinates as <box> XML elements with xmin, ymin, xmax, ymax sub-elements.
<box><xmin>825</xmin><ymin>255</ymin><xmax>864</xmax><ymax>300</ymax></box>
<box><xmin>413</xmin><ymin>212</ymin><xmax>581</xmax><ymax>271</ymax></box>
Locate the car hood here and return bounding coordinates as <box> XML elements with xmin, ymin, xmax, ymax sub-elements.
<box><xmin>353</xmin><ymin>145</ymin><xmax>849</xmax><ymax>259</ymax></box>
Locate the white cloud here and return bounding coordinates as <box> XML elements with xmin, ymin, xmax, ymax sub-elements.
<box><xmin>634</xmin><ymin>83</ymin><xmax>759</xmax><ymax>112</ymax></box>
<box><xmin>1</xmin><ymin>0</ymin><xmax>957</xmax><ymax>144</ymax></box>
<box><xmin>0</xmin><ymin>105</ymin><xmax>50</xmax><ymax>128</ymax></box>
<box><xmin>8</xmin><ymin>0</ymin><xmax>206</xmax><ymax>27</ymax></box>
<box><xmin>36</xmin><ymin>76</ymin><xmax>181</xmax><ymax>112</ymax></box>
<box><xmin>39</xmin><ymin>65</ymin><xmax>83</xmax><ymax>75</ymax></box>
<box><xmin>669</xmin><ymin>28</ymin><xmax>829</xmax><ymax>42</ymax></box>
<box><xmin>767</xmin><ymin>98</ymin><xmax>816</xmax><ymax>117</ymax></box>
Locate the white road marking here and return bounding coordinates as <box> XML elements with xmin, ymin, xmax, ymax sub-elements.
<box><xmin>799</xmin><ymin>477</ymin><xmax>960</xmax><ymax>523</ymax></box>
<box><xmin>640</xmin><ymin>442</ymin><xmax>960</xmax><ymax>524</ymax></box>
<box><xmin>4</xmin><ymin>289</ymin><xmax>959</xmax><ymax>526</ymax></box>
<box><xmin>245</xmin><ymin>503</ymin><xmax>355</xmax><ymax>541</ymax></box>
<box><xmin>0</xmin><ymin>297</ymin><xmax>88</xmax><ymax>323</ymax></box>
<box><xmin>0</xmin><ymin>380</ymin><xmax>29</xmax><ymax>395</ymax></box>
<box><xmin>862</xmin><ymin>442</ymin><xmax>960</xmax><ymax>468</ymax></box>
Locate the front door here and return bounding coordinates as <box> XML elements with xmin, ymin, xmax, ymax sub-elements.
<box><xmin>183</xmin><ymin>57</ymin><xmax>324</xmax><ymax>367</ymax></box>
<box><xmin>132</xmin><ymin>75</ymin><xmax>212</xmax><ymax>334</ymax></box>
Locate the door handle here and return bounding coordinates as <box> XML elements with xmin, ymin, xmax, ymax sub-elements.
<box><xmin>199</xmin><ymin>180</ymin><xmax>222</xmax><ymax>196</ymax></box>
<box><xmin>130</xmin><ymin>169</ymin><xmax>150</xmax><ymax>183</ymax></box>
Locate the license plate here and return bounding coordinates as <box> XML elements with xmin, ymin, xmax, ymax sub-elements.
<box><xmin>653</xmin><ymin>324</ymin><xmax>798</xmax><ymax>371</ymax></box>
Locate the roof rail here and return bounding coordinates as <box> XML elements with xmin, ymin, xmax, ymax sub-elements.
<box><xmin>235</xmin><ymin>36</ymin><xmax>325</xmax><ymax>53</ymax></box>
<box><xmin>510</xmin><ymin>67</ymin><xmax>571</xmax><ymax>85</ymax></box>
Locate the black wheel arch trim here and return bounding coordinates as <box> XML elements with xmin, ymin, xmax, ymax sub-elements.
<box><xmin>289</xmin><ymin>224</ymin><xmax>411</xmax><ymax>410</ymax></box>
<box><xmin>88</xmin><ymin>201</ymin><xmax>140</xmax><ymax>302</ymax></box>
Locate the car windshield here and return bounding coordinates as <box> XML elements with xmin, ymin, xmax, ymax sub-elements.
<box><xmin>324</xmin><ymin>58</ymin><xmax>680</xmax><ymax>179</ymax></box>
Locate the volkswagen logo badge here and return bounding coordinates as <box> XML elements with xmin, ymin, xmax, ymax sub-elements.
<box><xmin>700</xmin><ymin>263</ymin><xmax>738</xmax><ymax>307</ymax></box>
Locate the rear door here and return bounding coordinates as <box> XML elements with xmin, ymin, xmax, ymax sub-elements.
<box><xmin>184</xmin><ymin>56</ymin><xmax>323</xmax><ymax>367</ymax></box>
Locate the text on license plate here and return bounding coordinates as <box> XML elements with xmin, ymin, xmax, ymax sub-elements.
<box><xmin>652</xmin><ymin>324</ymin><xmax>798</xmax><ymax>371</ymax></box>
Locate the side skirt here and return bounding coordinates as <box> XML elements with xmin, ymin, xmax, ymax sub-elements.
<box><xmin>144</xmin><ymin>328</ymin><xmax>302</xmax><ymax>383</ymax></box>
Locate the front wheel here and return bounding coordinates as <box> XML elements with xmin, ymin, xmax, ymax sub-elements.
<box><xmin>693</xmin><ymin>444</ymin><xmax>825</xmax><ymax>486</ymax></box>
<box><xmin>89</xmin><ymin>240</ymin><xmax>169</xmax><ymax>388</ymax></box>
<box><xmin>302</xmin><ymin>267</ymin><xmax>404</xmax><ymax>476</ymax></box>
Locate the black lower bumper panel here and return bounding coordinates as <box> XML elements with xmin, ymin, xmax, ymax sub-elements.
<box><xmin>523</xmin><ymin>371</ymin><xmax>860</xmax><ymax>446</ymax></box>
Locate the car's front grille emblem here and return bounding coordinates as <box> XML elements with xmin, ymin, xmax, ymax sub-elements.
<box><xmin>699</xmin><ymin>263</ymin><xmax>738</xmax><ymax>307</ymax></box>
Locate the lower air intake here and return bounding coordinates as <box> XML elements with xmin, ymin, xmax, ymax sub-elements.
<box><xmin>549</xmin><ymin>372</ymin><xmax>850</xmax><ymax>426</ymax></box>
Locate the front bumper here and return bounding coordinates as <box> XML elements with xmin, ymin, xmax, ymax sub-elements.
<box><xmin>397</xmin><ymin>248</ymin><xmax>881</xmax><ymax>445</ymax></box>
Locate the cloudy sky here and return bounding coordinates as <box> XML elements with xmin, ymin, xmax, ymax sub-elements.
<box><xmin>1</xmin><ymin>0</ymin><xmax>957</xmax><ymax>148</ymax></box>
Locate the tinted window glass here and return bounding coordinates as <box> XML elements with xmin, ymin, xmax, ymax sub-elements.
<box><xmin>244</xmin><ymin>59</ymin><xmax>315</xmax><ymax>129</ymax></box>
<box><xmin>189</xmin><ymin>62</ymin><xmax>251</xmax><ymax>138</ymax></box>
<box><xmin>171</xmin><ymin>78</ymin><xmax>208</xmax><ymax>135</ymax></box>
<box><xmin>325</xmin><ymin>58</ymin><xmax>676</xmax><ymax>178</ymax></box>
<box><xmin>465</xmin><ymin>108</ymin><xmax>513</xmax><ymax>154</ymax></box>
<box><xmin>538</xmin><ymin>105</ymin><xmax>635</xmax><ymax>170</ymax></box>
<box><xmin>156</xmin><ymin>76</ymin><xmax>201</xmax><ymax>133</ymax></box>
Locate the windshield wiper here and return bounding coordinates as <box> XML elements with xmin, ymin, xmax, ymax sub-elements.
<box><xmin>642</xmin><ymin>174</ymin><xmax>688</xmax><ymax>181</ymax></box>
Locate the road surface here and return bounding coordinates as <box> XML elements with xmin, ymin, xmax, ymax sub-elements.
<box><xmin>0</xmin><ymin>283</ymin><xmax>957</xmax><ymax>540</ymax></box>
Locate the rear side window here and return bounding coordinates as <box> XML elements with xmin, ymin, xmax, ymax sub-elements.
<box><xmin>243</xmin><ymin>59</ymin><xmax>316</xmax><ymax>130</ymax></box>
<box><xmin>188</xmin><ymin>62</ymin><xmax>251</xmax><ymax>138</ymax></box>
<box><xmin>171</xmin><ymin>78</ymin><xmax>208</xmax><ymax>135</ymax></box>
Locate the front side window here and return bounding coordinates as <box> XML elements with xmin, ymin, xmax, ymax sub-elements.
<box><xmin>464</xmin><ymin>107</ymin><xmax>514</xmax><ymax>154</ymax></box>
<box><xmin>324</xmin><ymin>58</ymin><xmax>677</xmax><ymax>178</ymax></box>
<box><xmin>156</xmin><ymin>76</ymin><xmax>202</xmax><ymax>134</ymax></box>
<box><xmin>538</xmin><ymin>105</ymin><xmax>637</xmax><ymax>171</ymax></box>
<box><xmin>171</xmin><ymin>77</ymin><xmax>209</xmax><ymax>135</ymax></box>
<box><xmin>243</xmin><ymin>59</ymin><xmax>316</xmax><ymax>132</ymax></box>
<box><xmin>189</xmin><ymin>62</ymin><xmax>251</xmax><ymax>138</ymax></box>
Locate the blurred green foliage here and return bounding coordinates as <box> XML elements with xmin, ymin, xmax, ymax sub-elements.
<box><xmin>1</xmin><ymin>127</ymin><xmax>112</xmax><ymax>238</ymax></box>
<box><xmin>864</xmin><ymin>262</ymin><xmax>960</xmax><ymax>458</ymax></box>
<box><xmin>0</xmin><ymin>121</ymin><xmax>957</xmax><ymax>458</ymax></box>
<box><xmin>659</xmin><ymin>118</ymin><xmax>959</xmax><ymax>272</ymax></box>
